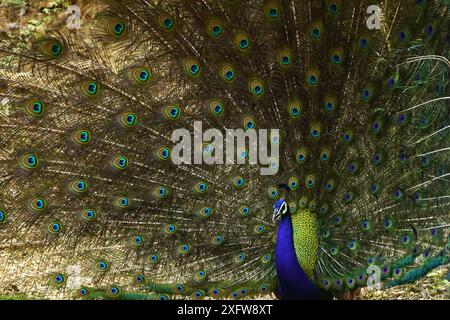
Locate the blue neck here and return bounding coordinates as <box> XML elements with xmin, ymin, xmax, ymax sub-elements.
<box><xmin>275</xmin><ymin>214</ymin><xmax>327</xmax><ymax>300</ymax></box>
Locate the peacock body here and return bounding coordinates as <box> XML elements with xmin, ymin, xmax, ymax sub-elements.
<box><xmin>0</xmin><ymin>0</ymin><xmax>449</xmax><ymax>300</ymax></box>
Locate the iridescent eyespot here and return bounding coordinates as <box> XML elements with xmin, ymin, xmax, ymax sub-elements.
<box><xmin>264</xmin><ymin>0</ymin><xmax>281</xmax><ymax>21</ymax></box>
<box><xmin>164</xmin><ymin>224</ymin><xmax>177</xmax><ymax>235</ymax></box>
<box><xmin>220</xmin><ymin>64</ymin><xmax>236</xmax><ymax>83</ymax></box>
<box><xmin>106</xmin><ymin>18</ymin><xmax>126</xmax><ymax>37</ymax></box>
<box><xmin>298</xmin><ymin>196</ymin><xmax>308</xmax><ymax>208</ymax></box>
<box><xmin>371</xmin><ymin>152</ymin><xmax>383</xmax><ymax>165</ymax></box>
<box><xmin>148</xmin><ymin>254</ymin><xmax>159</xmax><ymax>264</ymax></box>
<box><xmin>399</xmin><ymin>151</ymin><xmax>408</xmax><ymax>164</ymax></box>
<box><xmin>308</xmin><ymin>200</ymin><xmax>317</xmax><ymax>211</ymax></box>
<box><xmin>194</xmin><ymin>181</ymin><xmax>208</xmax><ymax>193</ymax></box>
<box><xmin>319</xmin><ymin>148</ymin><xmax>331</xmax><ymax>163</ymax></box>
<box><xmin>78</xmin><ymin>287</ymin><xmax>90</xmax><ymax>297</ymax></box>
<box><xmin>309</xmin><ymin>21</ymin><xmax>324</xmax><ymax>40</ymax></box>
<box><xmin>154</xmin><ymin>186</ymin><xmax>168</xmax><ymax>199</ymax></box>
<box><xmin>289</xmin><ymin>201</ymin><xmax>297</xmax><ymax>213</ymax></box>
<box><xmin>358</xmin><ymin>34</ymin><xmax>370</xmax><ymax>50</ymax></box>
<box><xmin>361</xmin><ymin>84</ymin><xmax>375</xmax><ymax>102</ymax></box>
<box><xmin>74</xmin><ymin>129</ymin><xmax>92</xmax><ymax>145</ymax></box>
<box><xmin>132</xmin><ymin>67</ymin><xmax>154</xmax><ymax>84</ymax></box>
<box><xmin>342</xmin><ymin>130</ymin><xmax>353</xmax><ymax>143</ymax></box>
<box><xmin>131</xmin><ymin>234</ymin><xmax>144</xmax><ymax>246</ymax></box>
<box><xmin>156</xmin><ymin>147</ymin><xmax>171</xmax><ymax>161</ymax></box>
<box><xmin>209</xmin><ymin>99</ymin><xmax>225</xmax><ymax>116</ymax></box>
<box><xmin>324</xmin><ymin>96</ymin><xmax>337</xmax><ymax>112</ymax></box>
<box><xmin>234</xmin><ymin>253</ymin><xmax>246</xmax><ymax>263</ymax></box>
<box><xmin>330</xmin><ymin>246</ymin><xmax>339</xmax><ymax>256</ymax></box>
<box><xmin>207</xmin><ymin>18</ymin><xmax>224</xmax><ymax>38</ymax></box>
<box><xmin>179</xmin><ymin>244</ymin><xmax>190</xmax><ymax>254</ymax></box>
<box><xmin>324</xmin><ymin>180</ymin><xmax>336</xmax><ymax>193</ymax></box>
<box><xmin>239</xmin><ymin>205</ymin><xmax>251</xmax><ymax>217</ymax></box>
<box><xmin>289</xmin><ymin>177</ymin><xmax>299</xmax><ymax>190</ymax></box>
<box><xmin>309</xmin><ymin>123</ymin><xmax>322</xmax><ymax>138</ymax></box>
<box><xmin>163</xmin><ymin>104</ymin><xmax>182</xmax><ymax>121</ymax></box>
<box><xmin>360</xmin><ymin>220</ymin><xmax>371</xmax><ymax>231</ymax></box>
<box><xmin>296</xmin><ymin>147</ymin><xmax>308</xmax><ymax>164</ymax></box>
<box><xmin>112</xmin><ymin>156</ymin><xmax>128</xmax><ymax>171</ymax></box>
<box><xmin>347</xmin><ymin>161</ymin><xmax>359</xmax><ymax>175</ymax></box>
<box><xmin>30</xmin><ymin>197</ymin><xmax>47</xmax><ymax>212</ymax></box>
<box><xmin>262</xmin><ymin>254</ymin><xmax>272</xmax><ymax>264</ymax></box>
<box><xmin>343</xmin><ymin>191</ymin><xmax>354</xmax><ymax>203</ymax></box>
<box><xmin>425</xmin><ymin>23</ymin><xmax>435</xmax><ymax>37</ymax></box>
<box><xmin>50</xmin><ymin>273</ymin><xmax>66</xmax><ymax>287</ymax></box>
<box><xmin>0</xmin><ymin>210</ymin><xmax>7</xmax><ymax>224</ymax></box>
<box><xmin>254</xmin><ymin>224</ymin><xmax>266</xmax><ymax>234</ymax></box>
<box><xmin>248</xmin><ymin>79</ymin><xmax>265</xmax><ymax>98</ymax></box>
<box><xmin>319</xmin><ymin>204</ymin><xmax>329</xmax><ymax>215</ymax></box>
<box><xmin>26</xmin><ymin>99</ymin><xmax>46</xmax><ymax>116</ymax></box>
<box><xmin>232</xmin><ymin>176</ymin><xmax>245</xmax><ymax>190</ymax></box>
<box><xmin>71</xmin><ymin>179</ymin><xmax>88</xmax><ymax>193</ymax></box>
<box><xmin>305</xmin><ymin>175</ymin><xmax>316</xmax><ymax>189</ymax></box>
<box><xmin>370</xmin><ymin>118</ymin><xmax>383</xmax><ymax>134</ymax></box>
<box><xmin>397</xmin><ymin>28</ymin><xmax>410</xmax><ymax>43</ymax></box>
<box><xmin>135</xmin><ymin>275</ymin><xmax>145</xmax><ymax>284</ymax></box>
<box><xmin>108</xmin><ymin>286</ymin><xmax>121</xmax><ymax>297</ymax></box>
<box><xmin>158</xmin><ymin>13</ymin><xmax>175</xmax><ymax>31</ymax></box>
<box><xmin>199</xmin><ymin>206</ymin><xmax>213</xmax><ymax>218</ymax></box>
<box><xmin>401</xmin><ymin>233</ymin><xmax>412</xmax><ymax>245</ymax></box>
<box><xmin>277</xmin><ymin>47</ymin><xmax>293</xmax><ymax>68</ymax></box>
<box><xmin>195</xmin><ymin>270</ymin><xmax>207</xmax><ymax>281</ymax></box>
<box><xmin>192</xmin><ymin>291</ymin><xmax>205</xmax><ymax>299</ymax></box>
<box><xmin>242</xmin><ymin>115</ymin><xmax>256</xmax><ymax>130</ymax></box>
<box><xmin>47</xmin><ymin>222</ymin><xmax>62</xmax><ymax>235</ymax></box>
<box><xmin>234</xmin><ymin>31</ymin><xmax>252</xmax><ymax>52</ymax></box>
<box><xmin>370</xmin><ymin>182</ymin><xmax>381</xmax><ymax>195</ymax></box>
<box><xmin>81</xmin><ymin>81</ymin><xmax>99</xmax><ymax>97</ymax></box>
<box><xmin>327</xmin><ymin>1</ymin><xmax>342</xmax><ymax>15</ymax></box>
<box><xmin>267</xmin><ymin>187</ymin><xmax>279</xmax><ymax>199</ymax></box>
<box><xmin>384</xmin><ymin>218</ymin><xmax>394</xmax><ymax>230</ymax></box>
<box><xmin>386</xmin><ymin>75</ymin><xmax>397</xmax><ymax>88</ymax></box>
<box><xmin>96</xmin><ymin>259</ymin><xmax>109</xmax><ymax>271</ymax></box>
<box><xmin>413</xmin><ymin>191</ymin><xmax>423</xmax><ymax>204</ymax></box>
<box><xmin>392</xmin><ymin>188</ymin><xmax>404</xmax><ymax>201</ymax></box>
<box><xmin>395</xmin><ymin>113</ymin><xmax>409</xmax><ymax>126</ymax></box>
<box><xmin>330</xmin><ymin>48</ymin><xmax>343</xmax><ymax>65</ymax></box>
<box><xmin>81</xmin><ymin>209</ymin><xmax>97</xmax><ymax>222</ymax></box>
<box><xmin>115</xmin><ymin>196</ymin><xmax>130</xmax><ymax>208</ymax></box>
<box><xmin>346</xmin><ymin>277</ymin><xmax>356</xmax><ymax>289</ymax></box>
<box><xmin>288</xmin><ymin>100</ymin><xmax>302</xmax><ymax>119</ymax></box>
<box><xmin>393</xmin><ymin>267</ymin><xmax>404</xmax><ymax>280</ymax></box>
<box><xmin>120</xmin><ymin>112</ymin><xmax>138</xmax><ymax>128</ymax></box>
<box><xmin>183</xmin><ymin>59</ymin><xmax>201</xmax><ymax>78</ymax></box>
<box><xmin>35</xmin><ymin>38</ymin><xmax>64</xmax><ymax>58</ymax></box>
<box><xmin>306</xmin><ymin>69</ymin><xmax>320</xmax><ymax>87</ymax></box>
<box><xmin>320</xmin><ymin>279</ymin><xmax>332</xmax><ymax>290</ymax></box>
<box><xmin>213</xmin><ymin>234</ymin><xmax>224</xmax><ymax>245</ymax></box>
<box><xmin>20</xmin><ymin>153</ymin><xmax>39</xmax><ymax>170</ymax></box>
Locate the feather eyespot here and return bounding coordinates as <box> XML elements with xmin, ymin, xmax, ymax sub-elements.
<box><xmin>158</xmin><ymin>13</ymin><xmax>175</xmax><ymax>31</ymax></box>
<box><xmin>20</xmin><ymin>153</ymin><xmax>40</xmax><ymax>170</ymax></box>
<box><xmin>0</xmin><ymin>210</ymin><xmax>7</xmax><ymax>224</ymax></box>
<box><xmin>163</xmin><ymin>105</ymin><xmax>182</xmax><ymax>121</ymax></box>
<box><xmin>81</xmin><ymin>81</ymin><xmax>100</xmax><ymax>97</ymax></box>
<box><xmin>81</xmin><ymin>209</ymin><xmax>97</xmax><ymax>222</ymax></box>
<box><xmin>25</xmin><ymin>99</ymin><xmax>46</xmax><ymax>117</ymax></box>
<box><xmin>264</xmin><ymin>0</ymin><xmax>281</xmax><ymax>21</ymax></box>
<box><xmin>183</xmin><ymin>59</ymin><xmax>202</xmax><ymax>78</ymax></box>
<box><xmin>220</xmin><ymin>64</ymin><xmax>237</xmax><ymax>83</ymax></box>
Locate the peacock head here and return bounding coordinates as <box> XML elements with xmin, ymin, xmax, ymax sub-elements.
<box><xmin>272</xmin><ymin>199</ymin><xmax>288</xmax><ymax>222</ymax></box>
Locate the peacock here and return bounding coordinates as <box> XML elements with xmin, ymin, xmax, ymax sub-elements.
<box><xmin>0</xmin><ymin>0</ymin><xmax>449</xmax><ymax>300</ymax></box>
